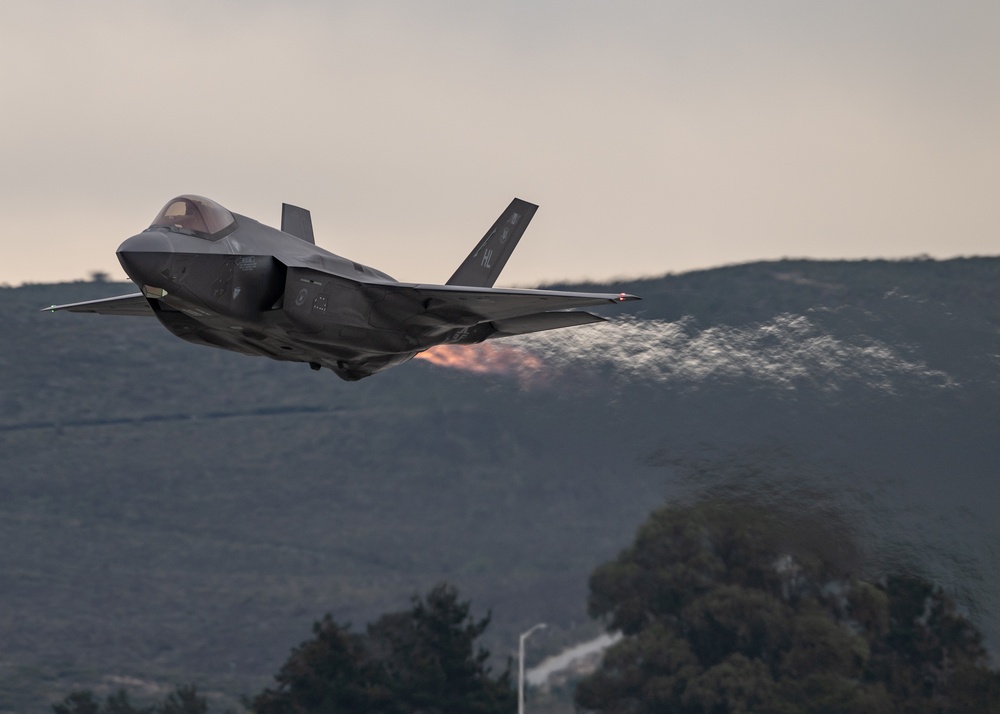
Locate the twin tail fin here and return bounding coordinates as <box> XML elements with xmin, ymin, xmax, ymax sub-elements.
<box><xmin>446</xmin><ymin>198</ymin><xmax>538</xmax><ymax>288</ymax></box>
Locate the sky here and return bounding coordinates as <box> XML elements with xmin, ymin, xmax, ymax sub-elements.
<box><xmin>1</xmin><ymin>0</ymin><xmax>998</xmax><ymax>288</ymax></box>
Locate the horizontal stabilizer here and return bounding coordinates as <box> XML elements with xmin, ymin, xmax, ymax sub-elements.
<box><xmin>490</xmin><ymin>310</ymin><xmax>605</xmax><ymax>337</ymax></box>
<box><xmin>447</xmin><ymin>198</ymin><xmax>538</xmax><ymax>288</ymax></box>
<box><xmin>281</xmin><ymin>203</ymin><xmax>315</xmax><ymax>244</ymax></box>
<box><xmin>42</xmin><ymin>293</ymin><xmax>155</xmax><ymax>316</ymax></box>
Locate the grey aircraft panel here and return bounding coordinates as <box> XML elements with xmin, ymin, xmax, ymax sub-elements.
<box><xmin>394</xmin><ymin>283</ymin><xmax>632</xmax><ymax>323</ymax></box>
<box><xmin>446</xmin><ymin>198</ymin><xmax>537</xmax><ymax>287</ymax></box>
<box><xmin>44</xmin><ymin>194</ymin><xmax>638</xmax><ymax>380</ymax></box>
<box><xmin>281</xmin><ymin>203</ymin><xmax>315</xmax><ymax>244</ymax></box>
<box><xmin>489</xmin><ymin>310</ymin><xmax>606</xmax><ymax>337</ymax></box>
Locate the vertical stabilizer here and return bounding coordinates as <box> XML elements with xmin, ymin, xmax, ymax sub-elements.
<box><xmin>446</xmin><ymin>198</ymin><xmax>538</xmax><ymax>287</ymax></box>
<box><xmin>281</xmin><ymin>204</ymin><xmax>315</xmax><ymax>244</ymax></box>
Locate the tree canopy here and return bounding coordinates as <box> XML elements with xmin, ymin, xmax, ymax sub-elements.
<box><xmin>53</xmin><ymin>585</ymin><xmax>513</xmax><ymax>714</ymax></box>
<box><xmin>53</xmin><ymin>685</ymin><xmax>210</xmax><ymax>714</ymax></box>
<box><xmin>250</xmin><ymin>583</ymin><xmax>515</xmax><ymax>714</ymax></box>
<box><xmin>575</xmin><ymin>501</ymin><xmax>1000</xmax><ymax>713</ymax></box>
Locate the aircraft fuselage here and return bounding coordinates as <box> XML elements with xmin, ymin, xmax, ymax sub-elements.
<box><xmin>50</xmin><ymin>195</ymin><xmax>638</xmax><ymax>381</ymax></box>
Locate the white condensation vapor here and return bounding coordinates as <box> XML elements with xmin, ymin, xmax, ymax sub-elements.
<box><xmin>506</xmin><ymin>315</ymin><xmax>955</xmax><ymax>392</ymax></box>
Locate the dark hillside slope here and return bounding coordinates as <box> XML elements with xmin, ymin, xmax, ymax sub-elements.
<box><xmin>1</xmin><ymin>258</ymin><xmax>999</xmax><ymax>711</ymax></box>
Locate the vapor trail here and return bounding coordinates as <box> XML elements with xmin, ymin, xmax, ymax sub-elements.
<box><xmin>503</xmin><ymin>315</ymin><xmax>954</xmax><ymax>392</ymax></box>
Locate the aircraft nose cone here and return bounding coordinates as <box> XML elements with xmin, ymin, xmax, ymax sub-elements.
<box><xmin>117</xmin><ymin>230</ymin><xmax>173</xmax><ymax>256</ymax></box>
<box><xmin>117</xmin><ymin>230</ymin><xmax>173</xmax><ymax>284</ymax></box>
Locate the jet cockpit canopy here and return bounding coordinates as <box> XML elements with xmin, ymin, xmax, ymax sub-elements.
<box><xmin>150</xmin><ymin>195</ymin><xmax>236</xmax><ymax>239</ymax></box>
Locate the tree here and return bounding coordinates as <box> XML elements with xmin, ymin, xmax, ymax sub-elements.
<box><xmin>53</xmin><ymin>685</ymin><xmax>210</xmax><ymax>714</ymax></box>
<box><xmin>575</xmin><ymin>501</ymin><xmax>1000</xmax><ymax>713</ymax></box>
<box><xmin>251</xmin><ymin>583</ymin><xmax>515</xmax><ymax>714</ymax></box>
<box><xmin>53</xmin><ymin>692</ymin><xmax>103</xmax><ymax>714</ymax></box>
<box><xmin>250</xmin><ymin>613</ymin><xmax>377</xmax><ymax>712</ymax></box>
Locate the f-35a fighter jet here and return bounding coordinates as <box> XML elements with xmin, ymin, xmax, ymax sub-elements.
<box><xmin>46</xmin><ymin>195</ymin><xmax>638</xmax><ymax>380</ymax></box>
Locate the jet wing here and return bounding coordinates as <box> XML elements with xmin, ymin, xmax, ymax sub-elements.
<box><xmin>490</xmin><ymin>310</ymin><xmax>607</xmax><ymax>337</ymax></box>
<box><xmin>395</xmin><ymin>283</ymin><xmax>638</xmax><ymax>324</ymax></box>
<box><xmin>42</xmin><ymin>293</ymin><xmax>155</xmax><ymax>316</ymax></box>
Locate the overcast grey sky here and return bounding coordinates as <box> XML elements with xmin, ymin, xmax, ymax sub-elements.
<box><xmin>2</xmin><ymin>1</ymin><xmax>998</xmax><ymax>287</ymax></box>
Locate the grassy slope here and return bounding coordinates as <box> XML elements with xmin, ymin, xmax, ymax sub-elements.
<box><xmin>2</xmin><ymin>258</ymin><xmax>999</xmax><ymax>711</ymax></box>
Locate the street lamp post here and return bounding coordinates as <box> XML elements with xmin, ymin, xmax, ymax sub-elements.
<box><xmin>518</xmin><ymin>622</ymin><xmax>547</xmax><ymax>714</ymax></box>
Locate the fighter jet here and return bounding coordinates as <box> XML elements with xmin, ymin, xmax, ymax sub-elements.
<box><xmin>45</xmin><ymin>195</ymin><xmax>638</xmax><ymax>380</ymax></box>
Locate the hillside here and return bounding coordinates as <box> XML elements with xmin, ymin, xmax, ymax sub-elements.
<box><xmin>2</xmin><ymin>258</ymin><xmax>999</xmax><ymax>711</ymax></box>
